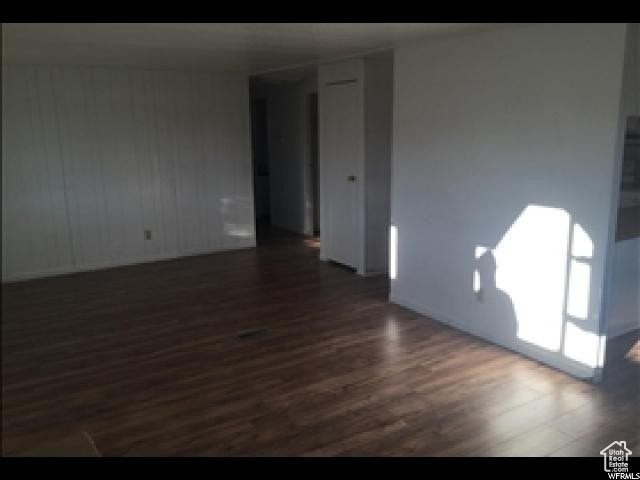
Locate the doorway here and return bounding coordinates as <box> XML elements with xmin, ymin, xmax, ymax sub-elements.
<box><xmin>320</xmin><ymin>78</ymin><xmax>362</xmax><ymax>270</ymax></box>
<box><xmin>309</xmin><ymin>93</ymin><xmax>320</xmax><ymax>236</ymax></box>
<box><xmin>250</xmin><ymin>97</ymin><xmax>271</xmax><ymax>236</ymax></box>
<box><xmin>249</xmin><ymin>70</ymin><xmax>319</xmax><ymax>247</ymax></box>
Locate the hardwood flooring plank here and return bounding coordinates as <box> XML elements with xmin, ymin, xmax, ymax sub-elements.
<box><xmin>3</xmin><ymin>226</ymin><xmax>638</xmax><ymax>456</ymax></box>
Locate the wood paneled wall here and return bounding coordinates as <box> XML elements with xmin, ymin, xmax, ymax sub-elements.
<box><xmin>2</xmin><ymin>65</ymin><xmax>254</xmax><ymax>281</ymax></box>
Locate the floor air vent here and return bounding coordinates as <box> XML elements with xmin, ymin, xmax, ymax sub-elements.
<box><xmin>235</xmin><ymin>327</ymin><xmax>270</xmax><ymax>340</ymax></box>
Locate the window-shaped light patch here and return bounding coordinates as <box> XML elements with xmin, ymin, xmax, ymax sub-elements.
<box><xmin>566</xmin><ymin>223</ymin><xmax>593</xmax><ymax>320</ymax></box>
<box><xmin>492</xmin><ymin>205</ymin><xmax>570</xmax><ymax>352</ymax></box>
<box><xmin>563</xmin><ymin>322</ymin><xmax>601</xmax><ymax>368</ymax></box>
<box><xmin>571</xmin><ymin>223</ymin><xmax>594</xmax><ymax>258</ymax></box>
<box><xmin>566</xmin><ymin>259</ymin><xmax>591</xmax><ymax>320</ymax></box>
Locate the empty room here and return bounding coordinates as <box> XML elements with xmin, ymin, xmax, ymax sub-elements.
<box><xmin>1</xmin><ymin>22</ymin><xmax>639</xmax><ymax>464</ymax></box>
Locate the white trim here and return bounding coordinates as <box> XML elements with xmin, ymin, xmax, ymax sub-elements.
<box><xmin>250</xmin><ymin>47</ymin><xmax>394</xmax><ymax>78</ymax></box>
<box><xmin>357</xmin><ymin>59</ymin><xmax>367</xmax><ymax>276</ymax></box>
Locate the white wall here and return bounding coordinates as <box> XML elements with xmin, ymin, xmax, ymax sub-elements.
<box><xmin>622</xmin><ymin>23</ymin><xmax>640</xmax><ymax>117</ymax></box>
<box><xmin>2</xmin><ymin>65</ymin><xmax>254</xmax><ymax>282</ymax></box>
<box><xmin>607</xmin><ymin>239</ymin><xmax>640</xmax><ymax>337</ymax></box>
<box><xmin>364</xmin><ymin>52</ymin><xmax>393</xmax><ymax>273</ymax></box>
<box><xmin>390</xmin><ymin>24</ymin><xmax>628</xmax><ymax>379</ymax></box>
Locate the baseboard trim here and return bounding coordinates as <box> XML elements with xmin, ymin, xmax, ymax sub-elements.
<box><xmin>608</xmin><ymin>324</ymin><xmax>640</xmax><ymax>339</ymax></box>
<box><xmin>362</xmin><ymin>270</ymin><xmax>389</xmax><ymax>277</ymax></box>
<box><xmin>389</xmin><ymin>292</ymin><xmax>595</xmax><ymax>380</ymax></box>
<box><xmin>2</xmin><ymin>242</ymin><xmax>256</xmax><ymax>284</ymax></box>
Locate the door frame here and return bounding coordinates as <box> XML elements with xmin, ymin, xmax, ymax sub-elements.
<box><xmin>307</xmin><ymin>92</ymin><xmax>320</xmax><ymax>236</ymax></box>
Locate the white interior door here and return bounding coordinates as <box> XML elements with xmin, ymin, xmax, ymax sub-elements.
<box><xmin>322</xmin><ymin>79</ymin><xmax>362</xmax><ymax>269</ymax></box>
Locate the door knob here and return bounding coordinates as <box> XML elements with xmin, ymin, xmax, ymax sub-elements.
<box><xmin>347</xmin><ymin>175</ymin><xmax>357</xmax><ymax>182</ymax></box>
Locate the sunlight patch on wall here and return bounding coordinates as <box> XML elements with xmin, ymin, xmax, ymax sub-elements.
<box><xmin>566</xmin><ymin>223</ymin><xmax>593</xmax><ymax>320</ymax></box>
<box><xmin>598</xmin><ymin>334</ymin><xmax>607</xmax><ymax>369</ymax></box>
<box><xmin>571</xmin><ymin>223</ymin><xmax>594</xmax><ymax>258</ymax></box>
<box><xmin>390</xmin><ymin>224</ymin><xmax>398</xmax><ymax>280</ymax></box>
<box><xmin>563</xmin><ymin>322</ymin><xmax>602</xmax><ymax>368</ymax></box>
<box><xmin>473</xmin><ymin>206</ymin><xmax>601</xmax><ymax>369</ymax></box>
<box><xmin>492</xmin><ymin>205</ymin><xmax>571</xmax><ymax>352</ymax></box>
<box><xmin>221</xmin><ymin>197</ymin><xmax>255</xmax><ymax>239</ymax></box>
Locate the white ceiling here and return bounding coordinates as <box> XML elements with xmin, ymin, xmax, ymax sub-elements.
<box><xmin>2</xmin><ymin>23</ymin><xmax>510</xmax><ymax>74</ymax></box>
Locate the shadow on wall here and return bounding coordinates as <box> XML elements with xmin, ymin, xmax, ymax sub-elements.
<box><xmin>390</xmin><ymin>204</ymin><xmax>609</xmax><ymax>373</ymax></box>
<box><xmin>473</xmin><ymin>250</ymin><xmax>518</xmax><ymax>346</ymax></box>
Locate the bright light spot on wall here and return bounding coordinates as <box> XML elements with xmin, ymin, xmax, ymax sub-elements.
<box><xmin>492</xmin><ymin>205</ymin><xmax>571</xmax><ymax>352</ymax></box>
<box><xmin>224</xmin><ymin>224</ymin><xmax>254</xmax><ymax>238</ymax></box>
<box><xmin>473</xmin><ymin>270</ymin><xmax>481</xmax><ymax>293</ymax></box>
<box><xmin>220</xmin><ymin>196</ymin><xmax>255</xmax><ymax>239</ymax></box>
<box><xmin>563</xmin><ymin>322</ymin><xmax>601</xmax><ymax>368</ymax></box>
<box><xmin>598</xmin><ymin>335</ymin><xmax>607</xmax><ymax>368</ymax></box>
<box><xmin>474</xmin><ymin>206</ymin><xmax>601</xmax><ymax>370</ymax></box>
<box><xmin>390</xmin><ymin>225</ymin><xmax>398</xmax><ymax>280</ymax></box>
<box><xmin>566</xmin><ymin>259</ymin><xmax>591</xmax><ymax>320</ymax></box>
<box><xmin>571</xmin><ymin>223</ymin><xmax>594</xmax><ymax>258</ymax></box>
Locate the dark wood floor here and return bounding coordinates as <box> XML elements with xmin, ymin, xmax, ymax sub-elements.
<box><xmin>2</xmin><ymin>227</ymin><xmax>639</xmax><ymax>456</ymax></box>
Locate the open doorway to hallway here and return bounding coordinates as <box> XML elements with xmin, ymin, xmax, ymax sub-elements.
<box><xmin>309</xmin><ymin>92</ymin><xmax>320</xmax><ymax>237</ymax></box>
<box><xmin>249</xmin><ymin>66</ymin><xmax>320</xmax><ymax>247</ymax></box>
<box><xmin>250</xmin><ymin>97</ymin><xmax>271</xmax><ymax>234</ymax></box>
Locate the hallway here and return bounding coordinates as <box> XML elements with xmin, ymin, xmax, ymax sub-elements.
<box><xmin>2</xmin><ymin>230</ymin><xmax>638</xmax><ymax>456</ymax></box>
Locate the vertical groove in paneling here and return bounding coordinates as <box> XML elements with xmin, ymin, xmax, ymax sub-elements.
<box><xmin>49</xmin><ymin>66</ymin><xmax>77</xmax><ymax>268</ymax></box>
<box><xmin>204</xmin><ymin>73</ymin><xmax>223</xmax><ymax>250</ymax></box>
<box><xmin>174</xmin><ymin>72</ymin><xmax>190</xmax><ymax>253</ymax></box>
<box><xmin>79</xmin><ymin>68</ymin><xmax>100</xmax><ymax>264</ymax></box>
<box><xmin>126</xmin><ymin>67</ymin><xmax>149</xmax><ymax>258</ymax></box>
<box><xmin>32</xmin><ymin>67</ymin><xmax>60</xmax><ymax>268</ymax></box>
<box><xmin>195</xmin><ymin>73</ymin><xmax>214</xmax><ymax>250</ymax></box>
<box><xmin>3</xmin><ymin>67</ymin><xmax>20</xmax><ymax>276</ymax></box>
<box><xmin>143</xmin><ymin>70</ymin><xmax>165</xmax><ymax>254</ymax></box>
<box><xmin>150</xmin><ymin>71</ymin><xmax>170</xmax><ymax>255</ymax></box>
<box><xmin>89</xmin><ymin>67</ymin><xmax>114</xmax><ymax>264</ymax></box>
<box><xmin>57</xmin><ymin>67</ymin><xmax>86</xmax><ymax>265</ymax></box>
<box><xmin>2</xmin><ymin>65</ymin><xmax>254</xmax><ymax>281</ymax></box>
<box><xmin>164</xmin><ymin>72</ymin><xmax>182</xmax><ymax>255</ymax></box>
<box><xmin>190</xmin><ymin>73</ymin><xmax>206</xmax><ymax>251</ymax></box>
<box><xmin>14</xmin><ymin>66</ymin><xmax>41</xmax><ymax>273</ymax></box>
<box><xmin>24</xmin><ymin>67</ymin><xmax>51</xmax><ymax>271</ymax></box>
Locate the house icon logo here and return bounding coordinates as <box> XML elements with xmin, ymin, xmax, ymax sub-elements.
<box><xmin>600</xmin><ymin>441</ymin><xmax>637</xmax><ymax>477</ymax></box>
